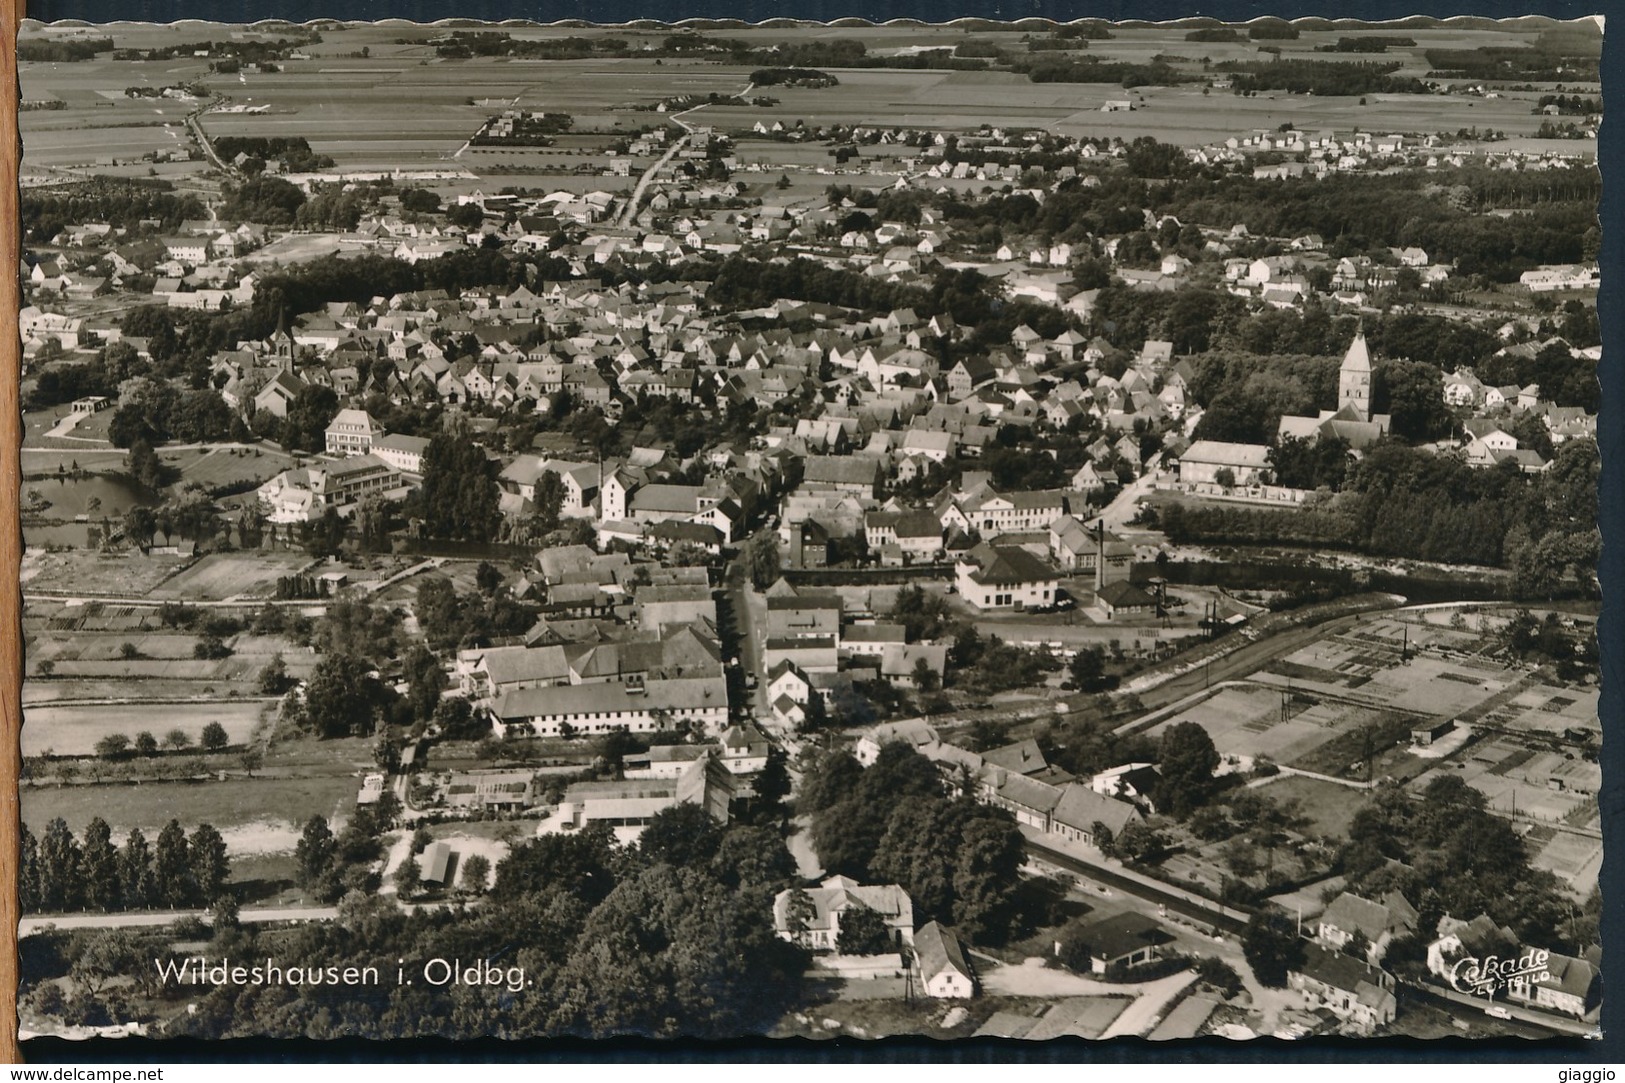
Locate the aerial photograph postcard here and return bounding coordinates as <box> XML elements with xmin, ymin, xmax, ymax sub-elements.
<box><xmin>12</xmin><ymin>10</ymin><xmax>1605</xmax><ymax>1045</ymax></box>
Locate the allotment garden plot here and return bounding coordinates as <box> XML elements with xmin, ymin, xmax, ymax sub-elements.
<box><xmin>1146</xmin><ymin>682</ymin><xmax>1414</xmax><ymax>776</ymax></box>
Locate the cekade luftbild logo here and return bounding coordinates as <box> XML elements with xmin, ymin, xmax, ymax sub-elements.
<box><xmin>1447</xmin><ymin>949</ymin><xmax>1553</xmax><ymax>996</ymax></box>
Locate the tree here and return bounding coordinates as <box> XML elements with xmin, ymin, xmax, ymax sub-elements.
<box><xmin>118</xmin><ymin>827</ymin><xmax>155</xmax><ymax>910</ymax></box>
<box><xmin>1374</xmin><ymin>359</ymin><xmax>1453</xmax><ymax>442</ymax></box>
<box><xmin>133</xmin><ymin>731</ymin><xmax>159</xmax><ymax>756</ymax></box>
<box><xmin>475</xmin><ymin>561</ymin><xmax>503</xmax><ymax>595</ymax></box>
<box><xmin>1113</xmin><ymin>822</ymin><xmax>1166</xmax><ymax>862</ymax></box>
<box><xmin>70</xmin><ymin>930</ymin><xmax>144</xmax><ymax>1001</ymax></box>
<box><xmin>79</xmin><ymin>817</ymin><xmax>121</xmax><ymax>912</ymax></box>
<box><xmin>783</xmin><ymin>887</ymin><xmax>818</xmax><ymax>948</ymax></box>
<box><xmin>460</xmin><ymin>854</ymin><xmax>491</xmax><ymax>894</ymax></box>
<box><xmin>194</xmin><ymin>634</ymin><xmax>234</xmax><ymax>660</ymax></box>
<box><xmin>531</xmin><ymin>470</ymin><xmax>566</xmax><ymax>534</ymax></box>
<box><xmin>446</xmin><ymin>202</ymin><xmax>484</xmax><ymax>230</ymax></box>
<box><xmin>200</xmin><ymin>721</ymin><xmax>229</xmax><ymax>751</ymax></box>
<box><xmin>433</xmin><ymin>695</ymin><xmax>479</xmax><ymax>740</ymax></box>
<box><xmin>210</xmin><ymin>893</ymin><xmax>241</xmax><ymax>934</ymax></box>
<box><xmin>164</xmin><ymin>728</ymin><xmax>191</xmax><ymax>751</ymax></box>
<box><xmin>640</xmin><ymin>803</ymin><xmax>725</xmax><ymax>870</ymax></box>
<box><xmin>295</xmin><ymin>815</ymin><xmax>337</xmax><ymax>891</ymax></box>
<box><xmin>19</xmin><ymin>824</ymin><xmax>40</xmax><ymax>914</ymax></box>
<box><xmin>280</xmin><ymin>385</ymin><xmax>340</xmax><ymax>452</ymax></box>
<box><xmin>393</xmin><ymin>855</ymin><xmax>422</xmax><ymax>898</ymax></box>
<box><xmin>304</xmin><ymin>652</ymin><xmax>384</xmax><ymax>739</ymax></box>
<box><xmin>356</xmin><ymin>495</ymin><xmax>392</xmax><ymax>553</ymax></box>
<box><xmin>1195</xmin><ymin>956</ymin><xmax>1243</xmax><ymax>998</ymax></box>
<box><xmin>94</xmin><ymin>733</ymin><xmax>131</xmax><ymax>760</ymax></box>
<box><xmin>38</xmin><ymin>818</ymin><xmax>83</xmax><ymax>912</ymax></box>
<box><xmin>123</xmin><ymin>505</ymin><xmax>157</xmax><ymax>547</ymax></box>
<box><xmin>374</xmin><ymin>730</ymin><xmax>404</xmax><ymax>774</ymax></box>
<box><xmin>912</xmin><ymin>656</ymin><xmax>940</xmax><ymax>693</ymax></box>
<box><xmin>257</xmin><ymin>654</ymin><xmax>291</xmax><ymax>695</ymax></box>
<box><xmin>1069</xmin><ymin>644</ymin><xmax>1107</xmax><ymax>692</ymax></box>
<box><xmin>419</xmin><ymin>434</ymin><xmax>501</xmax><ymax>541</ymax></box>
<box><xmin>595</xmin><ymin>728</ymin><xmax>645</xmax><ymax>779</ymax></box>
<box><xmin>189</xmin><ymin>824</ymin><xmax>230</xmax><ymax>903</ymax></box>
<box><xmin>1154</xmin><ymin>720</ymin><xmax>1221</xmax><ymax>818</ymax></box>
<box><xmin>835</xmin><ymin>904</ymin><xmax>894</xmax><ymax>955</ymax></box>
<box><xmin>402</xmin><ymin>644</ymin><xmax>446</xmax><ymax>721</ymax></box>
<box><xmin>1242</xmin><ymin>908</ymin><xmax>1306</xmax><ymax>988</ymax></box>
<box><xmin>753</xmin><ymin>746</ymin><xmax>791</xmax><ymax>815</ymax></box>
<box><xmin>747</xmin><ymin>531</ymin><xmax>781</xmax><ymax>589</ymax></box>
<box><xmin>126</xmin><ymin>439</ymin><xmax>168</xmax><ymax>490</ymax></box>
<box><xmin>154</xmin><ymin>819</ymin><xmax>192</xmax><ymax>908</ymax></box>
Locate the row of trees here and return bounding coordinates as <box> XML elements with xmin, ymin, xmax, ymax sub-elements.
<box><xmin>21</xmin><ymin>818</ymin><xmax>229</xmax><ymax>914</ymax></box>
<box><xmin>93</xmin><ymin>722</ymin><xmax>230</xmax><ymax>760</ymax></box>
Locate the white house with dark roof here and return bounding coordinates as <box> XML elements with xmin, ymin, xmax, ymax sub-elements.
<box><xmin>914</xmin><ymin>921</ymin><xmax>976</xmax><ymax>998</ymax></box>
<box><xmin>1178</xmin><ymin>440</ymin><xmax>1273</xmax><ymax>487</ymax></box>
<box><xmin>324</xmin><ymin>408</ymin><xmax>385</xmax><ymax>456</ymax></box>
<box><xmin>955</xmin><ymin>543</ymin><xmax>1059</xmax><ymax>611</ymax></box>
<box><xmin>1316</xmin><ymin>891</ymin><xmax>1418</xmax><ymax>963</ymax></box>
<box><xmin>773</xmin><ymin>875</ymin><xmax>915</xmax><ymax>952</ymax></box>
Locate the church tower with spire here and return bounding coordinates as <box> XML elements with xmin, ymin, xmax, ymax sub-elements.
<box><xmin>1338</xmin><ymin>331</ymin><xmax>1372</xmax><ymax>422</ymax></box>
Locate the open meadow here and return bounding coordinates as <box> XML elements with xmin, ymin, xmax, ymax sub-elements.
<box><xmin>21</xmin><ymin>772</ymin><xmax>360</xmax><ymax>845</ymax></box>
<box><xmin>22</xmin><ymin>700</ymin><xmax>270</xmax><ymax>757</ymax></box>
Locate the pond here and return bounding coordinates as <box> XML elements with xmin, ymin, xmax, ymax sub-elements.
<box><xmin>21</xmin><ymin>474</ymin><xmax>156</xmax><ymax>549</ymax></box>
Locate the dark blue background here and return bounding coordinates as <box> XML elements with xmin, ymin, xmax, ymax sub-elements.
<box><xmin>17</xmin><ymin>0</ymin><xmax>1620</xmax><ymax>1065</ymax></box>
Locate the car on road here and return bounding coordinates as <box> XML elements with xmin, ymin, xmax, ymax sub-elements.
<box><xmin>1484</xmin><ymin>1005</ymin><xmax>1512</xmax><ymax>1020</ymax></box>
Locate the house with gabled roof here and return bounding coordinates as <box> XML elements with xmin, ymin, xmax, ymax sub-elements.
<box><xmin>955</xmin><ymin>543</ymin><xmax>1059</xmax><ymax>612</ymax></box>
<box><xmin>1050</xmin><ymin>783</ymin><xmax>1142</xmax><ymax>846</ymax></box>
<box><xmin>252</xmin><ymin>369</ymin><xmax>305</xmax><ymax>419</ymax></box>
<box><xmin>1316</xmin><ymin>891</ymin><xmax>1418</xmax><ymax>963</ymax></box>
<box><xmin>914</xmin><ymin>921</ymin><xmax>976</xmax><ymax>999</ymax></box>
<box><xmin>1288</xmin><ymin>943</ymin><xmax>1397</xmax><ymax>1036</ymax></box>
<box><xmin>773</xmin><ymin>875</ymin><xmax>915</xmax><ymax>952</ymax></box>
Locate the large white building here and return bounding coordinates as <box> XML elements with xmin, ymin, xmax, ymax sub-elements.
<box><xmin>256</xmin><ymin>454</ymin><xmax>404</xmax><ymax>522</ymax></box>
<box><xmin>954</xmin><ymin>543</ymin><xmax>1059</xmax><ymax>611</ymax></box>
<box><xmin>489</xmin><ymin>676</ymin><xmax>729</xmax><ymax>738</ymax></box>
<box><xmin>1177</xmin><ymin>440</ymin><xmax>1273</xmax><ymax>487</ymax></box>
<box><xmin>325</xmin><ymin>409</ymin><xmax>386</xmax><ymax>456</ymax></box>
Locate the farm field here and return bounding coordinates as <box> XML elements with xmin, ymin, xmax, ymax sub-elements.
<box><xmin>22</xmin><ymin>699</ymin><xmax>271</xmax><ymax>757</ymax></box>
<box><xmin>21</xmin><ymin>675</ymin><xmax>276</xmax><ymax>705</ymax></box>
<box><xmin>20</xmin><ymin>773</ymin><xmax>361</xmax><ymax>843</ymax></box>
<box><xmin>22</xmin><ymin>19</ymin><xmax>1592</xmax><ymax>182</ymax></box>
